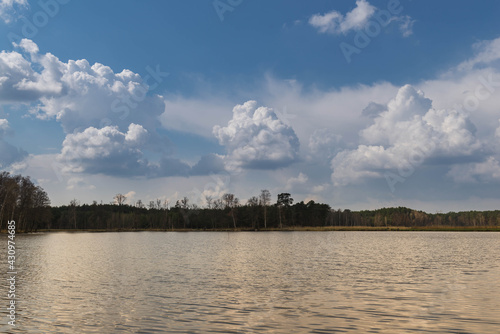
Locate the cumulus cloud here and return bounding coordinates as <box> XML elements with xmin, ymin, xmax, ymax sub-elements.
<box><xmin>308</xmin><ymin>0</ymin><xmax>413</xmax><ymax>37</ymax></box>
<box><xmin>58</xmin><ymin>124</ymin><xmax>191</xmax><ymax>177</ymax></box>
<box><xmin>13</xmin><ymin>38</ymin><xmax>38</xmax><ymax>54</ymax></box>
<box><xmin>1</xmin><ymin>39</ymin><xmax>227</xmax><ymax>178</ymax></box>
<box><xmin>0</xmin><ymin>47</ymin><xmax>45</xmax><ymax>101</ymax></box>
<box><xmin>59</xmin><ymin>124</ymin><xmax>149</xmax><ymax>174</ymax></box>
<box><xmin>331</xmin><ymin>85</ymin><xmax>482</xmax><ymax>185</ymax></box>
<box><xmin>213</xmin><ymin>100</ymin><xmax>300</xmax><ymax>171</ymax></box>
<box><xmin>1</xmin><ymin>39</ymin><xmax>166</xmax><ymax>137</ymax></box>
<box><xmin>309</xmin><ymin>0</ymin><xmax>375</xmax><ymax>35</ymax></box>
<box><xmin>57</xmin><ymin>122</ymin><xmax>226</xmax><ymax>178</ymax></box>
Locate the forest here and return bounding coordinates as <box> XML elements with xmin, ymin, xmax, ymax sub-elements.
<box><xmin>1</xmin><ymin>172</ymin><xmax>499</xmax><ymax>232</ymax></box>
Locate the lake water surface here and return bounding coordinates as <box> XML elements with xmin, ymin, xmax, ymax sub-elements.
<box><xmin>1</xmin><ymin>231</ymin><xmax>499</xmax><ymax>333</ymax></box>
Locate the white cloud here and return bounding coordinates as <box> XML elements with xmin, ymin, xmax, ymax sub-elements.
<box><xmin>1</xmin><ymin>39</ymin><xmax>220</xmax><ymax>178</ymax></box>
<box><xmin>13</xmin><ymin>38</ymin><xmax>38</xmax><ymax>54</ymax></box>
<box><xmin>123</xmin><ymin>191</ymin><xmax>136</xmax><ymax>205</ymax></box>
<box><xmin>360</xmin><ymin>85</ymin><xmax>480</xmax><ymax>156</ymax></box>
<box><xmin>285</xmin><ymin>172</ymin><xmax>308</xmax><ymax>191</ymax></box>
<box><xmin>1</xmin><ymin>39</ymin><xmax>166</xmax><ymax>138</ymax></box>
<box><xmin>0</xmin><ymin>118</ymin><xmax>9</xmax><ymax>136</ymax></box>
<box><xmin>309</xmin><ymin>0</ymin><xmax>376</xmax><ymax>35</ymax></box>
<box><xmin>0</xmin><ymin>0</ymin><xmax>27</xmax><ymax>23</ymax></box>
<box><xmin>57</xmin><ymin>123</ymin><xmax>220</xmax><ymax>178</ymax></box>
<box><xmin>342</xmin><ymin>0</ymin><xmax>376</xmax><ymax>32</ymax></box>
<box><xmin>331</xmin><ymin>145</ymin><xmax>399</xmax><ymax>186</ymax></box>
<box><xmin>0</xmin><ymin>47</ymin><xmax>43</xmax><ymax>101</ymax></box>
<box><xmin>59</xmin><ymin>124</ymin><xmax>150</xmax><ymax>174</ymax></box>
<box><xmin>308</xmin><ymin>0</ymin><xmax>413</xmax><ymax>37</ymax></box>
<box><xmin>214</xmin><ymin>100</ymin><xmax>300</xmax><ymax>170</ymax></box>
<box><xmin>331</xmin><ymin>85</ymin><xmax>482</xmax><ymax>185</ymax></box>
<box><xmin>397</xmin><ymin>15</ymin><xmax>415</xmax><ymax>37</ymax></box>
<box><xmin>457</xmin><ymin>37</ymin><xmax>500</xmax><ymax>72</ymax></box>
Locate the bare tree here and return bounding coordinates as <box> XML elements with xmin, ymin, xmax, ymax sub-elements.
<box><xmin>213</xmin><ymin>198</ymin><xmax>224</xmax><ymax>210</ymax></box>
<box><xmin>247</xmin><ymin>196</ymin><xmax>259</xmax><ymax>206</ymax></box>
<box><xmin>205</xmin><ymin>195</ymin><xmax>214</xmax><ymax>209</ymax></box>
<box><xmin>260</xmin><ymin>189</ymin><xmax>271</xmax><ymax>229</ymax></box>
<box><xmin>114</xmin><ymin>194</ymin><xmax>126</xmax><ymax>229</ymax></box>
<box><xmin>222</xmin><ymin>193</ymin><xmax>239</xmax><ymax>229</ymax></box>
<box><xmin>222</xmin><ymin>193</ymin><xmax>234</xmax><ymax>209</ymax></box>
<box><xmin>180</xmin><ymin>196</ymin><xmax>189</xmax><ymax>209</ymax></box>
<box><xmin>114</xmin><ymin>194</ymin><xmax>126</xmax><ymax>206</ymax></box>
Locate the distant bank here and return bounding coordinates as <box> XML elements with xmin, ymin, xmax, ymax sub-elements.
<box><xmin>10</xmin><ymin>226</ymin><xmax>500</xmax><ymax>233</ymax></box>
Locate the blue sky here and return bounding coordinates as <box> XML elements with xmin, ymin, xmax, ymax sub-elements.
<box><xmin>1</xmin><ymin>0</ymin><xmax>500</xmax><ymax>212</ymax></box>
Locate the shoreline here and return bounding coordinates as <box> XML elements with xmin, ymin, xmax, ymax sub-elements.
<box><xmin>3</xmin><ymin>226</ymin><xmax>500</xmax><ymax>233</ymax></box>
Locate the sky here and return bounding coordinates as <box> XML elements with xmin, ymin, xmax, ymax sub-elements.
<box><xmin>0</xmin><ymin>0</ymin><xmax>499</xmax><ymax>212</ymax></box>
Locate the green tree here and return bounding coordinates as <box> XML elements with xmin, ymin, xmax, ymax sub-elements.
<box><xmin>277</xmin><ymin>193</ymin><xmax>293</xmax><ymax>229</ymax></box>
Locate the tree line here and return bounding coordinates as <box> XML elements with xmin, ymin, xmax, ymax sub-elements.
<box><xmin>1</xmin><ymin>172</ymin><xmax>499</xmax><ymax>232</ymax></box>
<box><xmin>0</xmin><ymin>172</ymin><xmax>51</xmax><ymax>232</ymax></box>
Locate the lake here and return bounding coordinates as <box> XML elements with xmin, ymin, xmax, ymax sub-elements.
<box><xmin>1</xmin><ymin>231</ymin><xmax>499</xmax><ymax>333</ymax></box>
